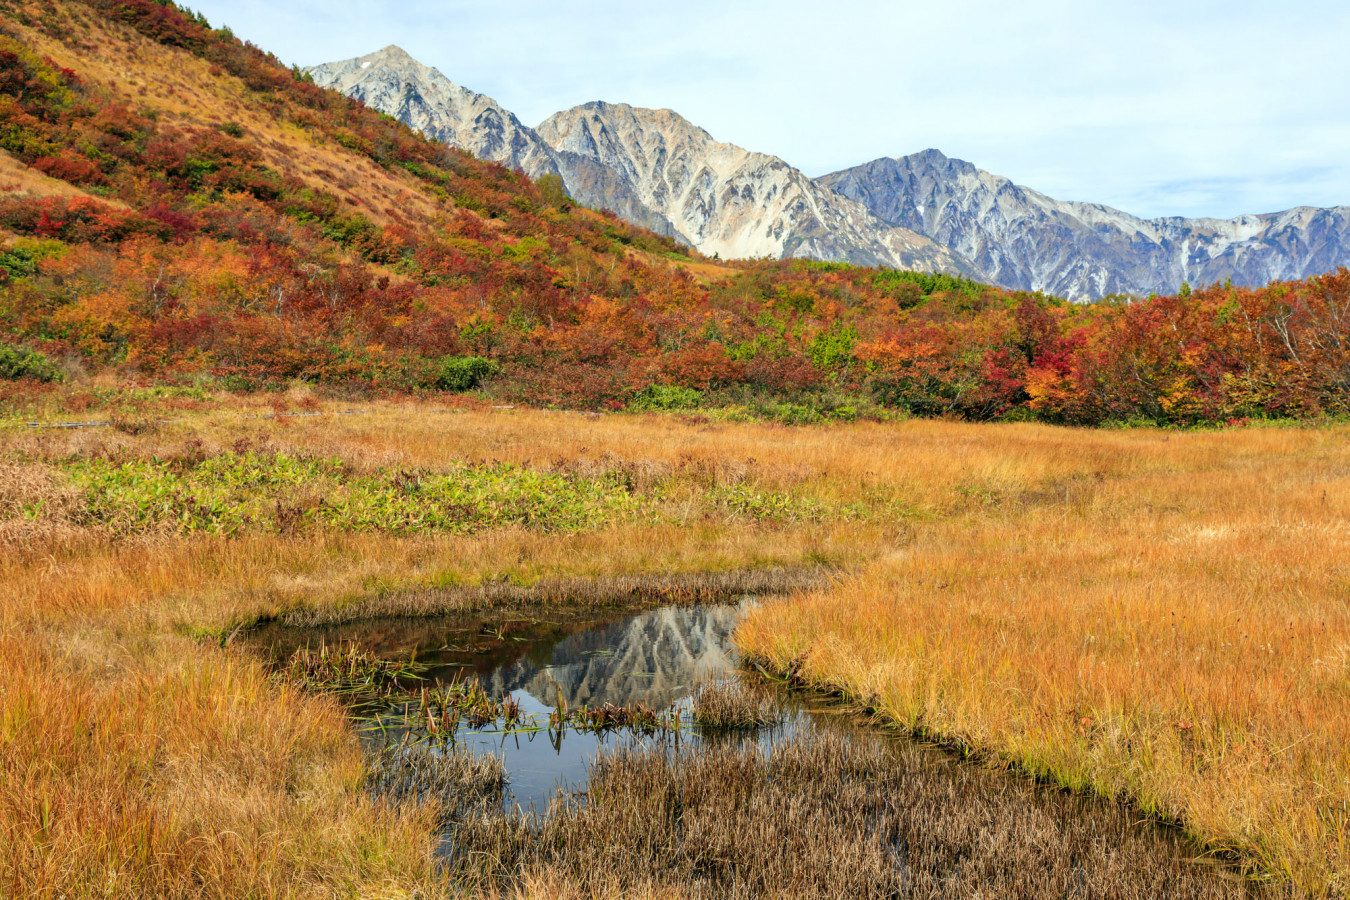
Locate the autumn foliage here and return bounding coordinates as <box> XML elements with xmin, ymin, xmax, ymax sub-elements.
<box><xmin>0</xmin><ymin>0</ymin><xmax>1346</xmax><ymax>424</ymax></box>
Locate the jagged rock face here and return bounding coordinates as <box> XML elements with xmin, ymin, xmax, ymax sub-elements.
<box><xmin>306</xmin><ymin>46</ymin><xmax>560</xmax><ymax>180</ymax></box>
<box><xmin>537</xmin><ymin>102</ymin><xmax>972</xmax><ymax>273</ymax></box>
<box><xmin>819</xmin><ymin>150</ymin><xmax>1350</xmax><ymax>300</ymax></box>
<box><xmin>549</xmin><ymin>149</ymin><xmax>681</xmax><ymax>238</ymax></box>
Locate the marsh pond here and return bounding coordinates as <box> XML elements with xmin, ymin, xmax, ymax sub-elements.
<box><xmin>251</xmin><ymin>601</ymin><xmax>1269</xmax><ymax>898</ymax></box>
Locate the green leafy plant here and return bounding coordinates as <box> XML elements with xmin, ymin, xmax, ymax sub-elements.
<box><xmin>66</xmin><ymin>451</ymin><xmax>640</xmax><ymax>537</ymax></box>
<box><xmin>0</xmin><ymin>345</ymin><xmax>63</xmax><ymax>382</ymax></box>
<box><xmin>630</xmin><ymin>384</ymin><xmax>703</xmax><ymax>411</ymax></box>
<box><xmin>436</xmin><ymin>355</ymin><xmax>499</xmax><ymax>391</ymax></box>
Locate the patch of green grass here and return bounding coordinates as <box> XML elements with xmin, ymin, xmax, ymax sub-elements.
<box><xmin>709</xmin><ymin>484</ymin><xmax>827</xmax><ymax>524</ymax></box>
<box><xmin>65</xmin><ymin>450</ymin><xmax>642</xmax><ymax>536</ymax></box>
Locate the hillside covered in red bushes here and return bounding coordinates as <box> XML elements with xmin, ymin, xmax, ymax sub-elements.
<box><xmin>1</xmin><ymin>0</ymin><xmax>1346</xmax><ymax>425</ymax></box>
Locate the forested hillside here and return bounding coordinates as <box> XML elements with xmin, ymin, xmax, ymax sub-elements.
<box><xmin>1</xmin><ymin>0</ymin><xmax>1346</xmax><ymax>425</ymax></box>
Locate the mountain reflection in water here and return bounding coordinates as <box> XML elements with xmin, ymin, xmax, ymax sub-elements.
<box><xmin>253</xmin><ymin>602</ymin><xmax>1258</xmax><ymax>891</ymax></box>
<box><xmin>477</xmin><ymin>603</ymin><xmax>744</xmax><ymax>710</ymax></box>
<box><xmin>352</xmin><ymin>602</ymin><xmax>753</xmax><ymax>813</ymax></box>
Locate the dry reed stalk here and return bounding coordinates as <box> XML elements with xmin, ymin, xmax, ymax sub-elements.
<box><xmin>690</xmin><ymin>678</ymin><xmax>779</xmax><ymax>729</ymax></box>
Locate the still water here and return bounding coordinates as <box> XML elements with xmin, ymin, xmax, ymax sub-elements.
<box><xmin>250</xmin><ymin>601</ymin><xmax>1258</xmax><ymax>894</ymax></box>
<box><xmin>255</xmin><ymin>602</ymin><xmax>761</xmax><ymax>811</ymax></box>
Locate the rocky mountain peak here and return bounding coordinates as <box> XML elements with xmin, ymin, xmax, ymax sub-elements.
<box><xmin>911</xmin><ymin>147</ymin><xmax>948</xmax><ymax>163</ymax></box>
<box><xmin>903</xmin><ymin>148</ymin><xmax>980</xmax><ymax>179</ymax></box>
<box><xmin>537</xmin><ymin>100</ymin><xmax>972</xmax><ymax>271</ymax></box>
<box><xmin>538</xmin><ymin>101</ymin><xmax>727</xmax><ymax>183</ymax></box>
<box><xmin>558</xmin><ymin>101</ymin><xmax>716</xmax><ymax>140</ymax></box>
<box><xmin>306</xmin><ymin>48</ymin><xmax>562</xmax><ymax>182</ymax></box>
<box><xmin>372</xmin><ymin>43</ymin><xmax>412</xmax><ymax>59</ymax></box>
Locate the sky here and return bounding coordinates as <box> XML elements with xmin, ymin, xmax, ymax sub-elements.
<box><xmin>187</xmin><ymin>0</ymin><xmax>1350</xmax><ymax>220</ymax></box>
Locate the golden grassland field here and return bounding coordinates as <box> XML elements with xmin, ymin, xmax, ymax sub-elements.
<box><xmin>1</xmin><ymin>384</ymin><xmax>1348</xmax><ymax>897</ymax></box>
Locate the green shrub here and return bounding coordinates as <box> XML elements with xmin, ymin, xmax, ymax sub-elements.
<box><xmin>537</xmin><ymin>173</ymin><xmax>571</xmax><ymax>210</ymax></box>
<box><xmin>436</xmin><ymin>355</ymin><xmax>499</xmax><ymax>391</ymax></box>
<box><xmin>808</xmin><ymin>322</ymin><xmax>857</xmax><ymax>373</ymax></box>
<box><xmin>0</xmin><ymin>246</ymin><xmax>38</xmax><ymax>280</ymax></box>
<box><xmin>0</xmin><ymin>344</ymin><xmax>62</xmax><ymax>382</ymax></box>
<box><xmin>630</xmin><ymin>384</ymin><xmax>703</xmax><ymax>411</ymax></box>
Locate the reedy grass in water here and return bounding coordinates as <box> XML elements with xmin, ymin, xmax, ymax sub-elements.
<box><xmin>690</xmin><ymin>678</ymin><xmax>780</xmax><ymax>730</ymax></box>
<box><xmin>366</xmin><ymin>744</ymin><xmax>506</xmax><ymax>817</ymax></box>
<box><xmin>449</xmin><ymin>729</ymin><xmax>1270</xmax><ymax>899</ymax></box>
<box><xmin>273</xmin><ymin>640</ymin><xmax>426</xmax><ymax>698</ymax></box>
<box><xmin>274</xmin><ymin>643</ymin><xmax>682</xmax><ymax>738</ymax></box>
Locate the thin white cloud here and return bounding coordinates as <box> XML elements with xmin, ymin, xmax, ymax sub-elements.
<box><xmin>190</xmin><ymin>0</ymin><xmax>1350</xmax><ymax>219</ymax></box>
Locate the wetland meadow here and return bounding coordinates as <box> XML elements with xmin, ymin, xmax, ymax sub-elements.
<box><xmin>2</xmin><ymin>388</ymin><xmax>1347</xmax><ymax>897</ymax></box>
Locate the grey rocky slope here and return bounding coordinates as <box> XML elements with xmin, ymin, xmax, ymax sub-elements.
<box><xmin>307</xmin><ymin>45</ymin><xmax>558</xmax><ymax>182</ymax></box>
<box><xmin>306</xmin><ymin>46</ymin><xmax>678</xmax><ymax>237</ymax></box>
<box><xmin>819</xmin><ymin>150</ymin><xmax>1350</xmax><ymax>300</ymax></box>
<box><xmin>535</xmin><ymin>102</ymin><xmax>972</xmax><ymax>272</ymax></box>
<box><xmin>307</xmin><ymin>49</ymin><xmax>973</xmax><ymax>274</ymax></box>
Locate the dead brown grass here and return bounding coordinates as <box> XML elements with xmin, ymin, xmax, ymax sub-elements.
<box><xmin>452</xmin><ymin>729</ymin><xmax>1257</xmax><ymax>898</ymax></box>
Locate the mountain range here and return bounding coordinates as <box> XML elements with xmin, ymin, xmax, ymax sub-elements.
<box><xmin>306</xmin><ymin>47</ymin><xmax>975</xmax><ymax>277</ymax></box>
<box><xmin>308</xmin><ymin>46</ymin><xmax>1350</xmax><ymax>301</ymax></box>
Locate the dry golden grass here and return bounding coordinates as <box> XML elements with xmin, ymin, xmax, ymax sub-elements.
<box><xmin>12</xmin><ymin>3</ymin><xmax>445</xmax><ymax>228</ymax></box>
<box><xmin>738</xmin><ymin>423</ymin><xmax>1350</xmax><ymax>894</ymax></box>
<box><xmin>3</xmin><ymin>394</ymin><xmax>1347</xmax><ymax>894</ymax></box>
<box><xmin>0</xmin><ymin>623</ymin><xmax>440</xmax><ymax>897</ymax></box>
<box><xmin>0</xmin><ymin>147</ymin><xmax>113</xmax><ymax>201</ymax></box>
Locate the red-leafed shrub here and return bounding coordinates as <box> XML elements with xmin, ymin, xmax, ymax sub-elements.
<box><xmin>33</xmin><ymin>151</ymin><xmax>105</xmax><ymax>185</ymax></box>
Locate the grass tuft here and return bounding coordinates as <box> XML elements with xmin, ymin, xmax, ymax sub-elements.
<box><xmin>690</xmin><ymin>678</ymin><xmax>779</xmax><ymax>730</ymax></box>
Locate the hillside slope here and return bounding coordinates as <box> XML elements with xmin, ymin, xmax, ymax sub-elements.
<box><xmin>0</xmin><ymin>0</ymin><xmax>1346</xmax><ymax>426</ymax></box>
<box><xmin>820</xmin><ymin>150</ymin><xmax>1350</xmax><ymax>300</ymax></box>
